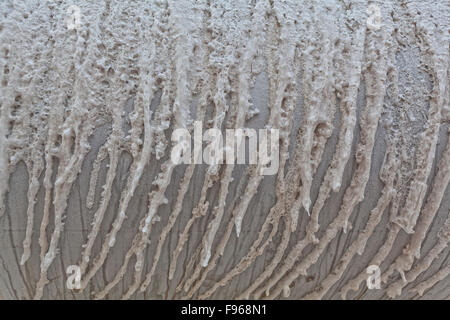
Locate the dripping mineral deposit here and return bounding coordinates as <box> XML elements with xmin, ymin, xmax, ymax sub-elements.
<box><xmin>0</xmin><ymin>0</ymin><xmax>448</xmax><ymax>300</ymax></box>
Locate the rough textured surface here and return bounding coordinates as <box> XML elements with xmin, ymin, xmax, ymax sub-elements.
<box><xmin>0</xmin><ymin>0</ymin><xmax>449</xmax><ymax>300</ymax></box>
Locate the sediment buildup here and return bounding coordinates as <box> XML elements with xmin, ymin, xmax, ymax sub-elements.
<box><xmin>0</xmin><ymin>0</ymin><xmax>448</xmax><ymax>299</ymax></box>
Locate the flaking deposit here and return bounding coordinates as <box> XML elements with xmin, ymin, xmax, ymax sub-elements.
<box><xmin>0</xmin><ymin>0</ymin><xmax>448</xmax><ymax>300</ymax></box>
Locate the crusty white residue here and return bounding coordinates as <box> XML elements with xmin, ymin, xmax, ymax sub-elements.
<box><xmin>0</xmin><ymin>0</ymin><xmax>448</xmax><ymax>300</ymax></box>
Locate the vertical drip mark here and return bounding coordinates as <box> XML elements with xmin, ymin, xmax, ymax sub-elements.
<box><xmin>341</xmin><ymin>1</ymin><xmax>448</xmax><ymax>299</ymax></box>
<box><xmin>0</xmin><ymin>0</ymin><xmax>448</xmax><ymax>300</ymax></box>
<box><xmin>35</xmin><ymin>3</ymin><xmax>106</xmax><ymax>299</ymax></box>
<box><xmin>21</xmin><ymin>155</ymin><xmax>44</xmax><ymax>265</ymax></box>
<box><xmin>195</xmin><ymin>0</ymin><xmax>311</xmax><ymax>299</ymax></box>
<box><xmin>382</xmin><ymin>129</ymin><xmax>450</xmax><ymax>285</ymax></box>
<box><xmin>386</xmin><ymin>218</ymin><xmax>450</xmax><ymax>298</ymax></box>
<box><xmin>20</xmin><ymin>1</ymin><xmax>54</xmax><ymax>265</ymax></box>
<box><xmin>0</xmin><ymin>53</ymin><xmax>9</xmax><ymax>218</ymax></box>
<box><xmin>386</xmin><ymin>217</ymin><xmax>450</xmax><ymax>298</ymax></box>
<box><xmin>181</xmin><ymin>0</ymin><xmax>272</xmax><ymax>298</ymax></box>
<box><xmin>302</xmin><ymin>146</ymin><xmax>398</xmax><ymax>299</ymax></box>
<box><xmin>0</xmin><ymin>0</ymin><xmax>20</xmax><ymax>218</ymax></box>
<box><xmin>252</xmin><ymin>0</ymin><xmax>367</xmax><ymax>299</ymax></box>
<box><xmin>266</xmin><ymin>17</ymin><xmax>390</xmax><ymax>299</ymax></box>
<box><xmin>234</xmin><ymin>0</ymin><xmax>306</xmax><ymax>300</ymax></box>
<box><xmin>78</xmin><ymin>1</ymin><xmax>139</xmax><ymax>278</ymax></box>
<box><xmin>391</xmin><ymin>6</ymin><xmax>449</xmax><ymax>233</ymax></box>
<box><xmin>117</xmin><ymin>0</ymin><xmax>201</xmax><ymax>300</ymax></box>
<box><xmin>38</xmin><ymin>0</ymin><xmax>80</xmax><ymax>266</ymax></box>
<box><xmin>412</xmin><ymin>261</ymin><xmax>450</xmax><ymax>297</ymax></box>
<box><xmin>140</xmin><ymin>0</ymin><xmax>214</xmax><ymax>294</ymax></box>
<box><xmin>85</xmin><ymin>144</ymin><xmax>108</xmax><ymax>210</ymax></box>
<box><xmin>168</xmin><ymin>0</ymin><xmax>252</xmax><ymax>285</ymax></box>
<box><xmin>80</xmin><ymin>20</ymin><xmax>157</xmax><ymax>293</ymax></box>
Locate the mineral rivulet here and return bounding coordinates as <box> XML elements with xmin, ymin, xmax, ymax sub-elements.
<box><xmin>0</xmin><ymin>0</ymin><xmax>448</xmax><ymax>300</ymax></box>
